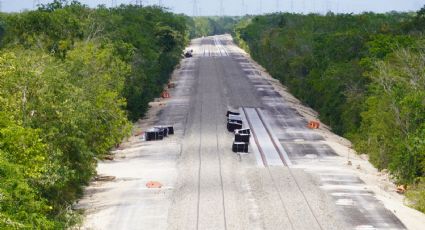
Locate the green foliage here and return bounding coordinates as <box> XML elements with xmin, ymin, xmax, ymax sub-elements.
<box><xmin>356</xmin><ymin>47</ymin><xmax>425</xmax><ymax>183</ymax></box>
<box><xmin>235</xmin><ymin>9</ymin><xmax>425</xmax><ymax>212</ymax></box>
<box><xmin>0</xmin><ymin>2</ymin><xmax>187</xmax><ymax>227</ymax></box>
<box><xmin>406</xmin><ymin>178</ymin><xmax>425</xmax><ymax>212</ymax></box>
<box><xmin>187</xmin><ymin>16</ymin><xmax>241</xmax><ymax>38</ymax></box>
<box><xmin>234</xmin><ymin>12</ymin><xmax>414</xmax><ymax>135</ymax></box>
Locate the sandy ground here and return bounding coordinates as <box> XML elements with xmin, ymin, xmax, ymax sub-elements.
<box><xmin>75</xmin><ymin>35</ymin><xmax>425</xmax><ymax>230</ymax></box>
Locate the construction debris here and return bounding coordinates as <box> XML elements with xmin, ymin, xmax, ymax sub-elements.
<box><xmin>396</xmin><ymin>185</ymin><xmax>407</xmax><ymax>194</ymax></box>
<box><xmin>308</xmin><ymin>121</ymin><xmax>320</xmax><ymax>129</ymax></box>
<box><xmin>146</xmin><ymin>181</ymin><xmax>163</xmax><ymax>189</ymax></box>
<box><xmin>95</xmin><ymin>175</ymin><xmax>116</xmax><ymax>182</ymax></box>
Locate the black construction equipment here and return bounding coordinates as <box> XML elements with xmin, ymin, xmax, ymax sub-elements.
<box><xmin>232</xmin><ymin>142</ymin><xmax>249</xmax><ymax>153</ymax></box>
<box><xmin>235</xmin><ymin>128</ymin><xmax>250</xmax><ymax>135</ymax></box>
<box><xmin>145</xmin><ymin>126</ymin><xmax>174</xmax><ymax>141</ymax></box>
<box><xmin>227</xmin><ymin>114</ymin><xmax>242</xmax><ymax>123</ymax></box>
<box><xmin>145</xmin><ymin>129</ymin><xmax>164</xmax><ymax>141</ymax></box>
<box><xmin>184</xmin><ymin>50</ymin><xmax>193</xmax><ymax>58</ymax></box>
<box><xmin>226</xmin><ymin>110</ymin><xmax>240</xmax><ymax>117</ymax></box>
<box><xmin>167</xmin><ymin>126</ymin><xmax>174</xmax><ymax>135</ymax></box>
<box><xmin>235</xmin><ymin>133</ymin><xmax>250</xmax><ymax>143</ymax></box>
<box><xmin>154</xmin><ymin>126</ymin><xmax>168</xmax><ymax>137</ymax></box>
<box><xmin>227</xmin><ymin>121</ymin><xmax>242</xmax><ymax>132</ymax></box>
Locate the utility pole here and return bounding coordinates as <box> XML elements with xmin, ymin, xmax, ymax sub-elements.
<box><xmin>0</xmin><ymin>1</ymin><xmax>2</xmax><ymax>13</ymax></box>
<box><xmin>275</xmin><ymin>0</ymin><xmax>279</xmax><ymax>12</ymax></box>
<box><xmin>158</xmin><ymin>0</ymin><xmax>163</xmax><ymax>6</ymax></box>
<box><xmin>111</xmin><ymin>0</ymin><xmax>117</xmax><ymax>7</ymax></box>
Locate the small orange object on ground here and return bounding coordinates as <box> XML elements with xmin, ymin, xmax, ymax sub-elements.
<box><xmin>161</xmin><ymin>91</ymin><xmax>170</xmax><ymax>98</ymax></box>
<box><xmin>308</xmin><ymin>121</ymin><xmax>320</xmax><ymax>129</ymax></box>
<box><xmin>146</xmin><ymin>181</ymin><xmax>163</xmax><ymax>188</ymax></box>
<box><xmin>396</xmin><ymin>185</ymin><xmax>407</xmax><ymax>194</ymax></box>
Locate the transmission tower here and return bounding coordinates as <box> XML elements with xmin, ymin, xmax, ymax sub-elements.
<box><xmin>219</xmin><ymin>0</ymin><xmax>224</xmax><ymax>16</ymax></box>
<box><xmin>258</xmin><ymin>0</ymin><xmax>262</xmax><ymax>14</ymax></box>
<box><xmin>158</xmin><ymin>0</ymin><xmax>163</xmax><ymax>6</ymax></box>
<box><xmin>326</xmin><ymin>0</ymin><xmax>331</xmax><ymax>13</ymax></box>
<box><xmin>111</xmin><ymin>0</ymin><xmax>117</xmax><ymax>7</ymax></box>
<box><xmin>241</xmin><ymin>0</ymin><xmax>246</xmax><ymax>15</ymax></box>
<box><xmin>275</xmin><ymin>0</ymin><xmax>279</xmax><ymax>12</ymax></box>
<box><xmin>192</xmin><ymin>0</ymin><xmax>199</xmax><ymax>16</ymax></box>
<box><xmin>0</xmin><ymin>1</ymin><xmax>2</xmax><ymax>13</ymax></box>
<box><xmin>291</xmin><ymin>0</ymin><xmax>294</xmax><ymax>13</ymax></box>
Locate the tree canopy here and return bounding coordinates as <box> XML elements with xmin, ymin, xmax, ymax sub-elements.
<box><xmin>0</xmin><ymin>1</ymin><xmax>188</xmax><ymax>228</ymax></box>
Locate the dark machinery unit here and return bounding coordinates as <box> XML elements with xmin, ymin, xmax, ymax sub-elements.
<box><xmin>232</xmin><ymin>142</ymin><xmax>249</xmax><ymax>153</ymax></box>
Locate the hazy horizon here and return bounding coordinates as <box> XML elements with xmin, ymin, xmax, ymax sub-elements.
<box><xmin>1</xmin><ymin>0</ymin><xmax>424</xmax><ymax>16</ymax></box>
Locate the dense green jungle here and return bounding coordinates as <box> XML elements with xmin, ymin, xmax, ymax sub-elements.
<box><xmin>0</xmin><ymin>0</ymin><xmax>425</xmax><ymax>227</ymax></box>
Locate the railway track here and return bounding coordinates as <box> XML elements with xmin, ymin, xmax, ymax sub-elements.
<box><xmin>242</xmin><ymin>107</ymin><xmax>323</xmax><ymax>230</ymax></box>
<box><xmin>195</xmin><ymin>38</ymin><xmax>228</xmax><ymax>229</ymax></box>
<box><xmin>210</xmin><ymin>35</ymin><xmax>322</xmax><ymax>229</ymax></box>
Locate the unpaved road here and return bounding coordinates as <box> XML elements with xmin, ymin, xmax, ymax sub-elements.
<box><xmin>77</xmin><ymin>35</ymin><xmax>425</xmax><ymax>230</ymax></box>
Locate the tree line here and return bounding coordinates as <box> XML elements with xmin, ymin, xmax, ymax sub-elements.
<box><xmin>234</xmin><ymin>9</ymin><xmax>425</xmax><ymax>212</ymax></box>
<box><xmin>0</xmin><ymin>0</ymin><xmax>188</xmax><ymax>228</ymax></box>
<box><xmin>187</xmin><ymin>16</ymin><xmax>240</xmax><ymax>38</ymax></box>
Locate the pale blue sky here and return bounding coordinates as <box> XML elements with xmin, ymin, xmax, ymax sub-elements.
<box><xmin>1</xmin><ymin>0</ymin><xmax>425</xmax><ymax>15</ymax></box>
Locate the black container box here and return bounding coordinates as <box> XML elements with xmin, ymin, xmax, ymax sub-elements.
<box><xmin>226</xmin><ymin>110</ymin><xmax>240</xmax><ymax>117</ymax></box>
<box><xmin>232</xmin><ymin>142</ymin><xmax>249</xmax><ymax>153</ymax></box>
<box><xmin>167</xmin><ymin>126</ymin><xmax>174</xmax><ymax>135</ymax></box>
<box><xmin>227</xmin><ymin>121</ymin><xmax>242</xmax><ymax>132</ymax></box>
<box><xmin>235</xmin><ymin>128</ymin><xmax>250</xmax><ymax>135</ymax></box>
<box><xmin>227</xmin><ymin>117</ymin><xmax>243</xmax><ymax>125</ymax></box>
<box><xmin>145</xmin><ymin>130</ymin><xmax>164</xmax><ymax>141</ymax></box>
<box><xmin>154</xmin><ymin>127</ymin><xmax>168</xmax><ymax>137</ymax></box>
<box><xmin>235</xmin><ymin>133</ymin><xmax>250</xmax><ymax>143</ymax></box>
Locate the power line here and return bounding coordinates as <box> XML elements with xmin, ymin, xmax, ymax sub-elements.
<box><xmin>219</xmin><ymin>0</ymin><xmax>224</xmax><ymax>16</ymax></box>
<box><xmin>192</xmin><ymin>0</ymin><xmax>198</xmax><ymax>16</ymax></box>
<box><xmin>258</xmin><ymin>0</ymin><xmax>262</xmax><ymax>14</ymax></box>
<box><xmin>276</xmin><ymin>0</ymin><xmax>279</xmax><ymax>12</ymax></box>
<box><xmin>291</xmin><ymin>0</ymin><xmax>294</xmax><ymax>12</ymax></box>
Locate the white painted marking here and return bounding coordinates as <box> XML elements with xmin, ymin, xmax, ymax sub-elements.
<box><xmin>239</xmin><ymin>108</ymin><xmax>264</xmax><ymax>167</ymax></box>
<box><xmin>321</xmin><ymin>184</ymin><xmax>369</xmax><ymax>191</ymax></box>
<box><xmin>355</xmin><ymin>225</ymin><xmax>376</xmax><ymax>230</ymax></box>
<box><xmin>336</xmin><ymin>198</ymin><xmax>354</xmax><ymax>206</ymax></box>
<box><xmin>331</xmin><ymin>192</ymin><xmax>372</xmax><ymax>197</ymax></box>
<box><xmin>244</xmin><ymin>108</ymin><xmax>283</xmax><ymax>166</ymax></box>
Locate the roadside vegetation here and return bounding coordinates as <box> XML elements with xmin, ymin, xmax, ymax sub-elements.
<box><xmin>187</xmin><ymin>16</ymin><xmax>240</xmax><ymax>38</ymax></box>
<box><xmin>234</xmin><ymin>9</ymin><xmax>425</xmax><ymax>211</ymax></box>
<box><xmin>0</xmin><ymin>0</ymin><xmax>188</xmax><ymax>228</ymax></box>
